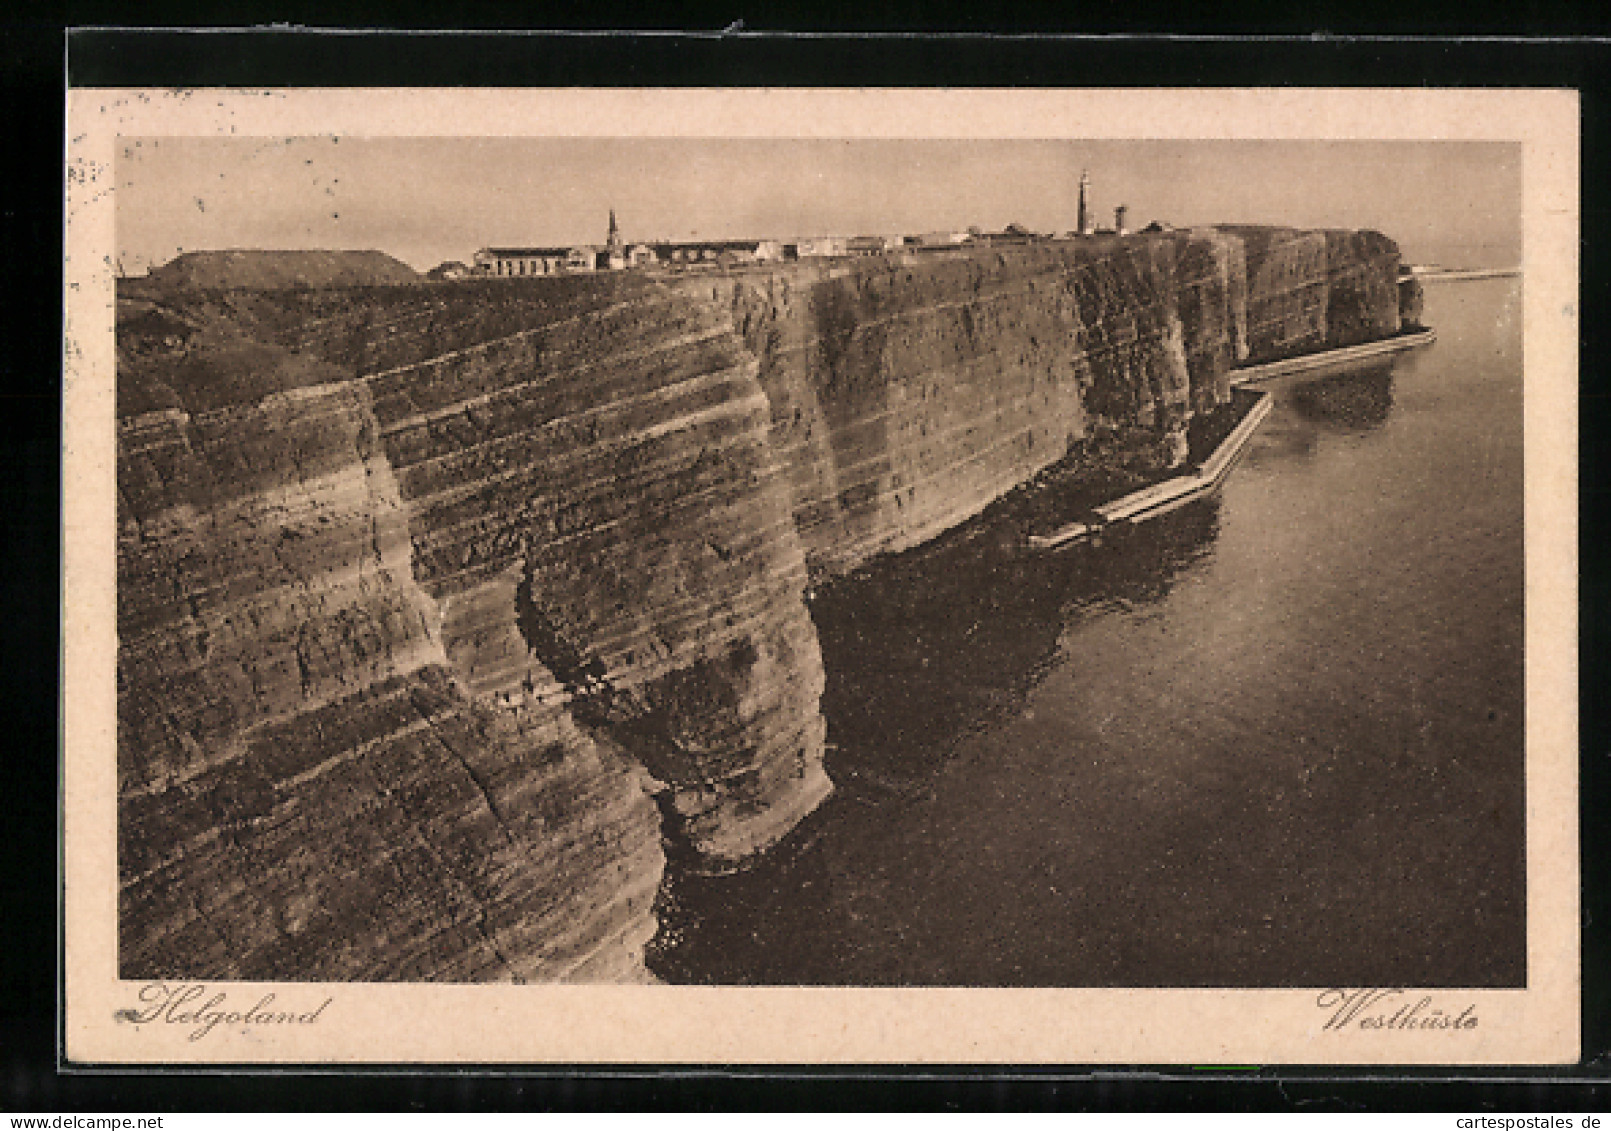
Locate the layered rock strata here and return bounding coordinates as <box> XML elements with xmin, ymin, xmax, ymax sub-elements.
<box><xmin>1398</xmin><ymin>272</ymin><xmax>1427</xmax><ymax>329</ymax></box>
<box><xmin>697</xmin><ymin>233</ymin><xmax>1247</xmax><ymax>577</ymax></box>
<box><xmin>116</xmin><ymin>227</ymin><xmax>1402</xmax><ymax>981</ymax></box>
<box><xmin>1323</xmin><ymin>229</ymin><xmax>1404</xmax><ymax>346</ymax></box>
<box><xmin>353</xmin><ymin>278</ymin><xmax>830</xmax><ymax>864</ymax></box>
<box><xmin>116</xmin><ymin>354</ymin><xmax>663</xmax><ymax>981</ymax></box>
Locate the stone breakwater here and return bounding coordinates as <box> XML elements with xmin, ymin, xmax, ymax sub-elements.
<box><xmin>116</xmin><ymin>228</ymin><xmax>1404</xmax><ymax>981</ymax></box>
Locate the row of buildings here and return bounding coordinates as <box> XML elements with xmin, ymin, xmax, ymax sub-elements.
<box><xmin>465</xmin><ymin>175</ymin><xmax>1138</xmax><ymax>280</ymax></box>
<box><xmin>465</xmin><ymin>212</ymin><xmax>977</xmax><ymax>280</ymax></box>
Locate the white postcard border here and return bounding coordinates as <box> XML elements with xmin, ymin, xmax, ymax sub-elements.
<box><xmin>63</xmin><ymin>87</ymin><xmax>1580</xmax><ymax>1065</ymax></box>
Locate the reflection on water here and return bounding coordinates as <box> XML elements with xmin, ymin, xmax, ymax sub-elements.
<box><xmin>650</xmin><ymin>277</ymin><xmax>1525</xmax><ymax>988</ymax></box>
<box><xmin>1291</xmin><ymin>363</ymin><xmax>1395</xmax><ymax>430</ymax></box>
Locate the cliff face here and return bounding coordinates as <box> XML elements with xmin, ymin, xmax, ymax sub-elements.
<box><xmin>348</xmin><ymin>278</ymin><xmax>830</xmax><ymax>865</ymax></box>
<box><xmin>1324</xmin><ymin>229</ymin><xmax>1404</xmax><ymax>346</ymax></box>
<box><xmin>116</xmin><ymin>227</ymin><xmax>1401</xmax><ymax>981</ymax></box>
<box><xmin>117</xmin><ymin>275</ymin><xmax>830</xmax><ymax>984</ymax></box>
<box><xmin>116</xmin><ymin>355</ymin><xmax>663</xmax><ymax>981</ymax></box>
<box><xmin>700</xmin><ymin>231</ymin><xmax>1258</xmax><ymax>578</ymax></box>
<box><xmin>1221</xmin><ymin>225</ymin><xmax>1402</xmax><ymax>362</ymax></box>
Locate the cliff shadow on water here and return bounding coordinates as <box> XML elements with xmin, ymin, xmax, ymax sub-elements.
<box><xmin>646</xmin><ymin>496</ymin><xmax>1225</xmax><ymax>985</ymax></box>
<box><xmin>809</xmin><ymin>500</ymin><xmax>1224</xmax><ymax>796</ymax></box>
<box><xmin>1290</xmin><ymin>363</ymin><xmax>1396</xmax><ymax>431</ymax></box>
<box><xmin>1252</xmin><ymin>363</ymin><xmax>1399</xmax><ymax>466</ymax></box>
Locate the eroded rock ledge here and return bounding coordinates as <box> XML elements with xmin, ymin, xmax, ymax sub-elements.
<box><xmin>116</xmin><ymin>228</ymin><xmax>1404</xmax><ymax>981</ymax></box>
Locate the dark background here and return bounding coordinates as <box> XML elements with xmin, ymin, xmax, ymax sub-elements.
<box><xmin>5</xmin><ymin>14</ymin><xmax>1610</xmax><ymax>1110</ymax></box>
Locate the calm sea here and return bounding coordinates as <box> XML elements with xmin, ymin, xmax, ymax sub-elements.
<box><xmin>650</xmin><ymin>274</ymin><xmax>1526</xmax><ymax>988</ymax></box>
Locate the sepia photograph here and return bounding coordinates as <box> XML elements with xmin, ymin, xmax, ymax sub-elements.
<box><xmin>63</xmin><ymin>88</ymin><xmax>1578</xmax><ymax>1064</ymax></box>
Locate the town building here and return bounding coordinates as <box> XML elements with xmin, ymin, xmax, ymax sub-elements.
<box><xmin>903</xmin><ymin>231</ymin><xmax>970</xmax><ymax>250</ymax></box>
<box><xmin>475</xmin><ymin>212</ymin><xmax>992</xmax><ymax>279</ymax></box>
<box><xmin>474</xmin><ymin>211</ymin><xmax>623</xmax><ymax>277</ymax></box>
<box><xmin>473</xmin><ymin>247</ymin><xmax>577</xmax><ymax>277</ymax></box>
<box><xmin>427</xmin><ymin>260</ymin><xmax>471</xmax><ymax>280</ymax></box>
<box><xmin>601</xmin><ymin>210</ymin><xmax>626</xmax><ymax>270</ymax></box>
<box><xmin>846</xmin><ymin>235</ymin><xmax>902</xmax><ymax>256</ymax></box>
<box><xmin>649</xmin><ymin>238</ymin><xmax>785</xmax><ymax>268</ymax></box>
<box><xmin>970</xmin><ymin>225</ymin><xmax>1043</xmax><ymax>246</ymax></box>
<box><xmin>793</xmin><ymin>236</ymin><xmax>847</xmax><ymax>258</ymax></box>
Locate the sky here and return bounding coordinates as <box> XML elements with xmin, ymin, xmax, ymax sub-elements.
<box><xmin>116</xmin><ymin>137</ymin><xmax>1521</xmax><ymax>275</ymax></box>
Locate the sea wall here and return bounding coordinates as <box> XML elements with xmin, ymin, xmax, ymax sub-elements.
<box><xmin>115</xmin><ymin>227</ymin><xmax>1401</xmax><ymax>981</ymax></box>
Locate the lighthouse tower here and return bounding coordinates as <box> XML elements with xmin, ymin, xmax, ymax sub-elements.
<box><xmin>1077</xmin><ymin>170</ymin><xmax>1094</xmax><ymax>236</ymax></box>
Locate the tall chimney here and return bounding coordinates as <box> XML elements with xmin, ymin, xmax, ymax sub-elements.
<box><xmin>1115</xmin><ymin>205</ymin><xmax>1129</xmax><ymax>236</ymax></box>
<box><xmin>1078</xmin><ymin>170</ymin><xmax>1093</xmax><ymax>236</ymax></box>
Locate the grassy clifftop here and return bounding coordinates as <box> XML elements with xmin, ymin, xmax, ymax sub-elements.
<box><xmin>142</xmin><ymin>249</ymin><xmax>421</xmax><ymax>292</ymax></box>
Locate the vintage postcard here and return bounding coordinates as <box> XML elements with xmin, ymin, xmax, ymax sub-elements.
<box><xmin>63</xmin><ymin>87</ymin><xmax>1579</xmax><ymax>1064</ymax></box>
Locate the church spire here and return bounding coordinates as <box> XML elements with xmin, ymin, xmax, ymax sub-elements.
<box><xmin>607</xmin><ymin>208</ymin><xmax>622</xmax><ymax>250</ymax></box>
